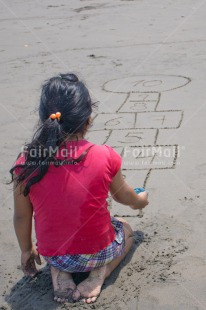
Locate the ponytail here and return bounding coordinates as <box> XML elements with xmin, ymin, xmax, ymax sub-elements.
<box><xmin>10</xmin><ymin>116</ymin><xmax>63</xmax><ymax>196</ymax></box>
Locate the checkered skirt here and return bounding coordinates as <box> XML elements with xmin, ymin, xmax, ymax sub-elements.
<box><xmin>43</xmin><ymin>217</ymin><xmax>125</xmax><ymax>273</ymax></box>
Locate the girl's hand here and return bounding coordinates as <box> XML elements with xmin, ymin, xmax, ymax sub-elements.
<box><xmin>21</xmin><ymin>245</ymin><xmax>42</xmax><ymax>277</ymax></box>
<box><xmin>137</xmin><ymin>191</ymin><xmax>149</xmax><ymax>209</ymax></box>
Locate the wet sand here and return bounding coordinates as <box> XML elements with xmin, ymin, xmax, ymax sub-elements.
<box><xmin>1</xmin><ymin>1</ymin><xmax>206</xmax><ymax>309</ymax></box>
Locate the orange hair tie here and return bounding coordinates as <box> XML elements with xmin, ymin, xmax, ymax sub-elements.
<box><xmin>50</xmin><ymin>112</ymin><xmax>61</xmax><ymax>121</ymax></box>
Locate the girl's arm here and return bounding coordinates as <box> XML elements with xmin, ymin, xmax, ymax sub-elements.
<box><xmin>13</xmin><ymin>179</ymin><xmax>41</xmax><ymax>276</ymax></box>
<box><xmin>13</xmin><ymin>180</ymin><xmax>33</xmax><ymax>252</ymax></box>
<box><xmin>109</xmin><ymin>169</ymin><xmax>149</xmax><ymax>210</ymax></box>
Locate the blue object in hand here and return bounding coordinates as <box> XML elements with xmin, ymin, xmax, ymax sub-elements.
<box><xmin>134</xmin><ymin>187</ymin><xmax>145</xmax><ymax>218</ymax></box>
<box><xmin>134</xmin><ymin>187</ymin><xmax>145</xmax><ymax>194</ymax></box>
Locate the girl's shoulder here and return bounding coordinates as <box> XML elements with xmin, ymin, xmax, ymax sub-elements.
<box><xmin>15</xmin><ymin>152</ymin><xmax>26</xmax><ymax>164</ymax></box>
<box><xmin>100</xmin><ymin>144</ymin><xmax>120</xmax><ymax>156</ymax></box>
<box><xmin>91</xmin><ymin>143</ymin><xmax>118</xmax><ymax>155</ymax></box>
<box><xmin>12</xmin><ymin>152</ymin><xmax>26</xmax><ymax>176</ymax></box>
<box><xmin>91</xmin><ymin>143</ymin><xmax>122</xmax><ymax>176</ymax></box>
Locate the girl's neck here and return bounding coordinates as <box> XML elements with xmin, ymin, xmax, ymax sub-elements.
<box><xmin>64</xmin><ymin>133</ymin><xmax>86</xmax><ymax>142</ymax></box>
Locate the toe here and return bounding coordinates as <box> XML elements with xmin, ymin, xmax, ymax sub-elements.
<box><xmin>72</xmin><ymin>289</ymin><xmax>81</xmax><ymax>301</ymax></box>
<box><xmin>66</xmin><ymin>289</ymin><xmax>74</xmax><ymax>302</ymax></box>
<box><xmin>86</xmin><ymin>296</ymin><xmax>97</xmax><ymax>303</ymax></box>
<box><xmin>54</xmin><ymin>288</ymin><xmax>74</xmax><ymax>303</ymax></box>
<box><xmin>91</xmin><ymin>296</ymin><xmax>97</xmax><ymax>303</ymax></box>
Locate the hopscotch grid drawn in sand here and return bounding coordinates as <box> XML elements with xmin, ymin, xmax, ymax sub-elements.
<box><xmin>116</xmin><ymin>92</ymin><xmax>161</xmax><ymax>113</ymax></box>
<box><xmin>87</xmin><ymin>75</ymin><xmax>191</xmax><ymax>217</ymax></box>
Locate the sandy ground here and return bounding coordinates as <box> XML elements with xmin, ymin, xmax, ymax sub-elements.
<box><xmin>1</xmin><ymin>0</ymin><xmax>206</xmax><ymax>309</ymax></box>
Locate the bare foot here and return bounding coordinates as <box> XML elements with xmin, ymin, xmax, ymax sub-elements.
<box><xmin>72</xmin><ymin>265</ymin><xmax>108</xmax><ymax>304</ymax></box>
<box><xmin>51</xmin><ymin>266</ymin><xmax>76</xmax><ymax>303</ymax></box>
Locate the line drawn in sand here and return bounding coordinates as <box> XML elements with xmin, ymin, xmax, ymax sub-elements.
<box><xmin>87</xmin><ymin>75</ymin><xmax>191</xmax><ymax>216</ymax></box>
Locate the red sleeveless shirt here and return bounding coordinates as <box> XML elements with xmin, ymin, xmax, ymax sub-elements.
<box><xmin>14</xmin><ymin>140</ymin><xmax>122</xmax><ymax>255</ymax></box>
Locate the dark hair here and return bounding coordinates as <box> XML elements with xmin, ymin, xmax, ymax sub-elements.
<box><xmin>10</xmin><ymin>73</ymin><xmax>96</xmax><ymax>196</ymax></box>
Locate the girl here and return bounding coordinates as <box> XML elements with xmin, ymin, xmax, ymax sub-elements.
<box><xmin>10</xmin><ymin>73</ymin><xmax>149</xmax><ymax>304</ymax></box>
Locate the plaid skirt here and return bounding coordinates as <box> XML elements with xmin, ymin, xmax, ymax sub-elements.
<box><xmin>43</xmin><ymin>217</ymin><xmax>125</xmax><ymax>273</ymax></box>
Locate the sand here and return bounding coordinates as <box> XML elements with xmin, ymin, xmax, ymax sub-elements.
<box><xmin>1</xmin><ymin>0</ymin><xmax>206</xmax><ymax>309</ymax></box>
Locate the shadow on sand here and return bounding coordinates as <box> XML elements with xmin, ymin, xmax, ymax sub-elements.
<box><xmin>5</xmin><ymin>230</ymin><xmax>144</xmax><ymax>310</ymax></box>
